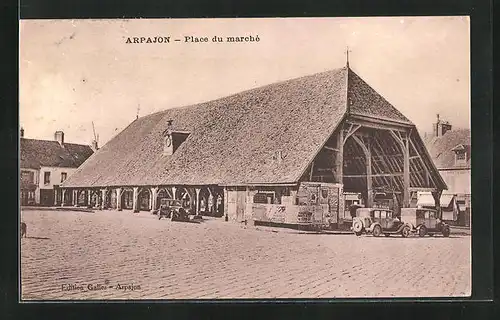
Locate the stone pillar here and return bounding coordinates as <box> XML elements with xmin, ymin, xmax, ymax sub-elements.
<box><xmin>195</xmin><ymin>188</ymin><xmax>201</xmax><ymax>215</ymax></box>
<box><xmin>116</xmin><ymin>188</ymin><xmax>122</xmax><ymax>211</ymax></box>
<box><xmin>61</xmin><ymin>189</ymin><xmax>67</xmax><ymax>206</ymax></box>
<box><xmin>150</xmin><ymin>187</ymin><xmax>158</xmax><ymax>212</ymax></box>
<box><xmin>101</xmin><ymin>189</ymin><xmax>107</xmax><ymax>210</ymax></box>
<box><xmin>132</xmin><ymin>187</ymin><xmax>139</xmax><ymax>213</ymax></box>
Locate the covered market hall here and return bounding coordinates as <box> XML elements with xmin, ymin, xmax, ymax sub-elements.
<box><xmin>60</xmin><ymin>63</ymin><xmax>447</xmax><ymax>229</ymax></box>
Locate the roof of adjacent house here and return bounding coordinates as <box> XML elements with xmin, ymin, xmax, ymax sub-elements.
<box><xmin>423</xmin><ymin>129</ymin><xmax>471</xmax><ymax>169</ymax></box>
<box><xmin>61</xmin><ymin>66</ymin><xmax>435</xmax><ymax>188</ymax></box>
<box><xmin>20</xmin><ymin>138</ymin><xmax>94</xmax><ymax>170</ymax></box>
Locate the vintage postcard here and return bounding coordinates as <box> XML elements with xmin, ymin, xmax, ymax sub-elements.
<box><xmin>19</xmin><ymin>17</ymin><xmax>471</xmax><ymax>300</ymax></box>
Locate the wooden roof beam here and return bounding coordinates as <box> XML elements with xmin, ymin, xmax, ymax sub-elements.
<box><xmin>342</xmin><ymin>123</ymin><xmax>361</xmax><ymax>146</ymax></box>
<box><xmin>368</xmin><ymin>138</ymin><xmax>392</xmax><ymax>188</ymax></box>
<box><xmin>408</xmin><ymin>135</ymin><xmax>434</xmax><ymax>188</ymax></box>
<box><xmin>322</xmin><ymin>145</ymin><xmax>339</xmax><ymax>152</ymax></box>
<box><xmin>343</xmin><ymin>173</ymin><xmax>404</xmax><ymax>178</ymax></box>
<box><xmin>346</xmin><ymin>116</ymin><xmax>410</xmax><ymax>133</ymax></box>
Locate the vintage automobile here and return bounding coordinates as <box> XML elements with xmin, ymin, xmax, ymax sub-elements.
<box><xmin>158</xmin><ymin>199</ymin><xmax>191</xmax><ymax>222</ymax></box>
<box><xmin>351</xmin><ymin>207</ymin><xmax>411</xmax><ymax>237</ymax></box>
<box><xmin>400</xmin><ymin>208</ymin><xmax>450</xmax><ymax>237</ymax></box>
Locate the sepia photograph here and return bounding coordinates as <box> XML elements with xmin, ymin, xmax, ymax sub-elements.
<box><xmin>19</xmin><ymin>17</ymin><xmax>471</xmax><ymax>300</ymax></box>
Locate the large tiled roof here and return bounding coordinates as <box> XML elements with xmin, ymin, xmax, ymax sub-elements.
<box><xmin>423</xmin><ymin>129</ymin><xmax>471</xmax><ymax>169</ymax></box>
<box><xmin>62</xmin><ymin>66</ymin><xmax>426</xmax><ymax>188</ymax></box>
<box><xmin>20</xmin><ymin>138</ymin><xmax>94</xmax><ymax>169</ymax></box>
<box><xmin>347</xmin><ymin>69</ymin><xmax>411</xmax><ymax>123</ymax></box>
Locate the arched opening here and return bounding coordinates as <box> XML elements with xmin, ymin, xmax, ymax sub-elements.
<box><xmin>121</xmin><ymin>188</ymin><xmax>134</xmax><ymax>210</ymax></box>
<box><xmin>77</xmin><ymin>189</ymin><xmax>87</xmax><ymax>206</ymax></box>
<box><xmin>177</xmin><ymin>187</ymin><xmax>193</xmax><ymax>211</ymax></box>
<box><xmin>110</xmin><ymin>189</ymin><xmax>117</xmax><ymax>209</ymax></box>
<box><xmin>90</xmin><ymin>190</ymin><xmax>100</xmax><ymax>208</ymax></box>
<box><xmin>63</xmin><ymin>189</ymin><xmax>72</xmax><ymax>205</ymax></box>
<box><xmin>156</xmin><ymin>188</ymin><xmax>170</xmax><ymax>210</ymax></box>
<box><xmin>138</xmin><ymin>188</ymin><xmax>151</xmax><ymax>211</ymax></box>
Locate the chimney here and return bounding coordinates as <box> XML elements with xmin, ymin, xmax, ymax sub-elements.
<box><xmin>433</xmin><ymin>114</ymin><xmax>452</xmax><ymax>137</ymax></box>
<box><xmin>91</xmin><ymin>140</ymin><xmax>99</xmax><ymax>152</ymax></box>
<box><xmin>20</xmin><ymin>127</ymin><xmax>24</xmax><ymax>138</ymax></box>
<box><xmin>54</xmin><ymin>131</ymin><xmax>64</xmax><ymax>146</ymax></box>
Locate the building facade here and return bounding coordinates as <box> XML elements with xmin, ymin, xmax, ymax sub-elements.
<box><xmin>423</xmin><ymin>115</ymin><xmax>471</xmax><ymax>226</ymax></box>
<box><xmin>60</xmin><ymin>65</ymin><xmax>446</xmax><ymax>228</ymax></box>
<box><xmin>20</xmin><ymin>129</ymin><xmax>95</xmax><ymax>206</ymax></box>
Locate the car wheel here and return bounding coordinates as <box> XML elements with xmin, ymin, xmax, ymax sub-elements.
<box><xmin>372</xmin><ymin>225</ymin><xmax>382</xmax><ymax>237</ymax></box>
<box><xmin>442</xmin><ymin>227</ymin><xmax>450</xmax><ymax>237</ymax></box>
<box><xmin>384</xmin><ymin>233</ymin><xmax>390</xmax><ymax>237</ymax></box>
<box><xmin>401</xmin><ymin>226</ymin><xmax>410</xmax><ymax>238</ymax></box>
<box><xmin>418</xmin><ymin>226</ymin><xmax>427</xmax><ymax>237</ymax></box>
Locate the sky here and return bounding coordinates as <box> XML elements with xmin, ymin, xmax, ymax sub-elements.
<box><xmin>19</xmin><ymin>17</ymin><xmax>470</xmax><ymax>146</ymax></box>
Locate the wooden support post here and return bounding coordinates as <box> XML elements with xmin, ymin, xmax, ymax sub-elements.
<box><xmin>150</xmin><ymin>187</ymin><xmax>158</xmax><ymax>212</ymax></box>
<box><xmin>61</xmin><ymin>189</ymin><xmax>66</xmax><ymax>206</ymax></box>
<box><xmin>132</xmin><ymin>187</ymin><xmax>139</xmax><ymax>213</ymax></box>
<box><xmin>74</xmin><ymin>190</ymin><xmax>79</xmax><ymax>207</ymax></box>
<box><xmin>309</xmin><ymin>161</ymin><xmax>315</xmax><ymax>181</ymax></box>
<box><xmin>223</xmin><ymin>188</ymin><xmax>229</xmax><ymax>221</ymax></box>
<box><xmin>352</xmin><ymin>134</ymin><xmax>373</xmax><ymax>207</ymax></box>
<box><xmin>195</xmin><ymin>188</ymin><xmax>201</xmax><ymax>215</ymax></box>
<box><xmin>336</xmin><ymin>126</ymin><xmax>344</xmax><ymax>184</ymax></box>
<box><xmin>403</xmin><ymin>134</ymin><xmax>410</xmax><ymax>208</ymax></box>
<box><xmin>366</xmin><ymin>139</ymin><xmax>373</xmax><ymax>207</ymax></box>
<box><xmin>116</xmin><ymin>188</ymin><xmax>122</xmax><ymax>211</ymax></box>
<box><xmin>101</xmin><ymin>189</ymin><xmax>107</xmax><ymax>210</ymax></box>
<box><xmin>87</xmin><ymin>190</ymin><xmax>92</xmax><ymax>208</ymax></box>
<box><xmin>172</xmin><ymin>187</ymin><xmax>177</xmax><ymax>200</ymax></box>
<box><xmin>72</xmin><ymin>190</ymin><xmax>77</xmax><ymax>206</ymax></box>
<box><xmin>54</xmin><ymin>189</ymin><xmax>58</xmax><ymax>206</ymax></box>
<box><xmin>431</xmin><ymin>190</ymin><xmax>443</xmax><ymax>219</ymax></box>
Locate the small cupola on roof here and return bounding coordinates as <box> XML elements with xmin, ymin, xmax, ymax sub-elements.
<box><xmin>162</xmin><ymin>120</ymin><xmax>190</xmax><ymax>156</ymax></box>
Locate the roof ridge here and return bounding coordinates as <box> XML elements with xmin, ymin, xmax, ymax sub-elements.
<box><xmin>141</xmin><ymin>67</ymin><xmax>347</xmax><ymax>118</ymax></box>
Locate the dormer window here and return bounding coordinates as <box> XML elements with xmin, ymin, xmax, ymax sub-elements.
<box><xmin>162</xmin><ymin>125</ymin><xmax>190</xmax><ymax>156</ymax></box>
<box><xmin>451</xmin><ymin>144</ymin><xmax>468</xmax><ymax>166</ymax></box>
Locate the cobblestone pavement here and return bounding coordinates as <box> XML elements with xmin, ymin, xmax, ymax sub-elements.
<box><xmin>20</xmin><ymin>209</ymin><xmax>471</xmax><ymax>300</ymax></box>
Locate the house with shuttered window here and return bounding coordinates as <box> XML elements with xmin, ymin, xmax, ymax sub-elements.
<box><xmin>20</xmin><ymin>129</ymin><xmax>94</xmax><ymax>206</ymax></box>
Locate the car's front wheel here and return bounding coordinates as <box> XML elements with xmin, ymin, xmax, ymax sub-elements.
<box><xmin>418</xmin><ymin>226</ymin><xmax>427</xmax><ymax>237</ymax></box>
<box><xmin>442</xmin><ymin>226</ymin><xmax>450</xmax><ymax>237</ymax></box>
<box><xmin>401</xmin><ymin>225</ymin><xmax>411</xmax><ymax>238</ymax></box>
<box><xmin>372</xmin><ymin>225</ymin><xmax>382</xmax><ymax>237</ymax></box>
